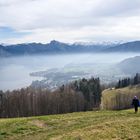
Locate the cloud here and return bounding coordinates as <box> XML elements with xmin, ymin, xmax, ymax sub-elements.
<box><xmin>0</xmin><ymin>0</ymin><xmax>140</xmax><ymax>43</ymax></box>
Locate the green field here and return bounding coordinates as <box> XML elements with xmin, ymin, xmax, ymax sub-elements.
<box><xmin>0</xmin><ymin>109</ymin><xmax>140</xmax><ymax>140</ymax></box>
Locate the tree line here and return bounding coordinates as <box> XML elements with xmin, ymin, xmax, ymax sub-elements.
<box><xmin>116</xmin><ymin>73</ymin><xmax>140</xmax><ymax>88</ymax></box>
<box><xmin>0</xmin><ymin>77</ymin><xmax>101</xmax><ymax>118</ymax></box>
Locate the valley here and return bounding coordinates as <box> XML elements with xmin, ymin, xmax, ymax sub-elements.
<box><xmin>1</xmin><ymin>52</ymin><xmax>139</xmax><ymax>91</ymax></box>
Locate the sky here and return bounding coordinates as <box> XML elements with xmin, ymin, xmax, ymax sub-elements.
<box><xmin>0</xmin><ymin>0</ymin><xmax>140</xmax><ymax>44</ymax></box>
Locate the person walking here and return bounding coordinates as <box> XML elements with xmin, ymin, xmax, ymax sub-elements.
<box><xmin>132</xmin><ymin>96</ymin><xmax>139</xmax><ymax>113</ymax></box>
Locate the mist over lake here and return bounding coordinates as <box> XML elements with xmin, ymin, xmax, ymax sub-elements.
<box><xmin>0</xmin><ymin>52</ymin><xmax>140</xmax><ymax>91</ymax></box>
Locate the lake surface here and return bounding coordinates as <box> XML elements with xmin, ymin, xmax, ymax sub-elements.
<box><xmin>0</xmin><ymin>53</ymin><xmax>140</xmax><ymax>91</ymax></box>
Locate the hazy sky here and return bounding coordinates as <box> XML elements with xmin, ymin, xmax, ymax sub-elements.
<box><xmin>0</xmin><ymin>0</ymin><xmax>140</xmax><ymax>44</ymax></box>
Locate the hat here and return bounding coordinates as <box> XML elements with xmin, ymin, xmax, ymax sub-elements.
<box><xmin>134</xmin><ymin>96</ymin><xmax>137</xmax><ymax>99</ymax></box>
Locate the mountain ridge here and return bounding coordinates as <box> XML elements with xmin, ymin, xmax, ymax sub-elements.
<box><xmin>118</xmin><ymin>56</ymin><xmax>140</xmax><ymax>74</ymax></box>
<box><xmin>104</xmin><ymin>41</ymin><xmax>140</xmax><ymax>52</ymax></box>
<box><xmin>0</xmin><ymin>40</ymin><xmax>140</xmax><ymax>56</ymax></box>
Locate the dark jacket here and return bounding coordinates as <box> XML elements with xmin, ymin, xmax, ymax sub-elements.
<box><xmin>132</xmin><ymin>98</ymin><xmax>139</xmax><ymax>107</ymax></box>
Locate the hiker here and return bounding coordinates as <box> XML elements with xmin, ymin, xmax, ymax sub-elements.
<box><xmin>132</xmin><ymin>96</ymin><xmax>139</xmax><ymax>113</ymax></box>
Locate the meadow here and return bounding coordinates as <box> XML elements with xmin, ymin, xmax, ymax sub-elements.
<box><xmin>0</xmin><ymin>109</ymin><xmax>140</xmax><ymax>140</ymax></box>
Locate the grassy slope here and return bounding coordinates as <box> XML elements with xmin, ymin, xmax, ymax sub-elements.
<box><xmin>0</xmin><ymin>109</ymin><xmax>140</xmax><ymax>140</ymax></box>
<box><xmin>101</xmin><ymin>85</ymin><xmax>140</xmax><ymax>110</ymax></box>
<box><xmin>102</xmin><ymin>85</ymin><xmax>140</xmax><ymax>98</ymax></box>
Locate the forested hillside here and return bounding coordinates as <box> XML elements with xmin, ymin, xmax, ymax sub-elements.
<box><xmin>0</xmin><ymin>77</ymin><xmax>101</xmax><ymax>118</ymax></box>
<box><xmin>118</xmin><ymin>56</ymin><xmax>140</xmax><ymax>74</ymax></box>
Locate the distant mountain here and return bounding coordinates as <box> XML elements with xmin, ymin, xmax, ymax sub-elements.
<box><xmin>0</xmin><ymin>45</ymin><xmax>10</xmax><ymax>56</ymax></box>
<box><xmin>0</xmin><ymin>40</ymin><xmax>140</xmax><ymax>57</ymax></box>
<box><xmin>118</xmin><ymin>56</ymin><xmax>140</xmax><ymax>74</ymax></box>
<box><xmin>73</xmin><ymin>41</ymin><xmax>119</xmax><ymax>46</ymax></box>
<box><xmin>0</xmin><ymin>40</ymin><xmax>116</xmax><ymax>57</ymax></box>
<box><xmin>104</xmin><ymin>41</ymin><xmax>140</xmax><ymax>52</ymax></box>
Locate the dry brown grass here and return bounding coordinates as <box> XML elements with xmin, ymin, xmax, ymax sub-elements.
<box><xmin>101</xmin><ymin>85</ymin><xmax>140</xmax><ymax>110</ymax></box>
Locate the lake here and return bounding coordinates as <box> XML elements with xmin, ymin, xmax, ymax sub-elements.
<box><xmin>0</xmin><ymin>53</ymin><xmax>140</xmax><ymax>91</ymax></box>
